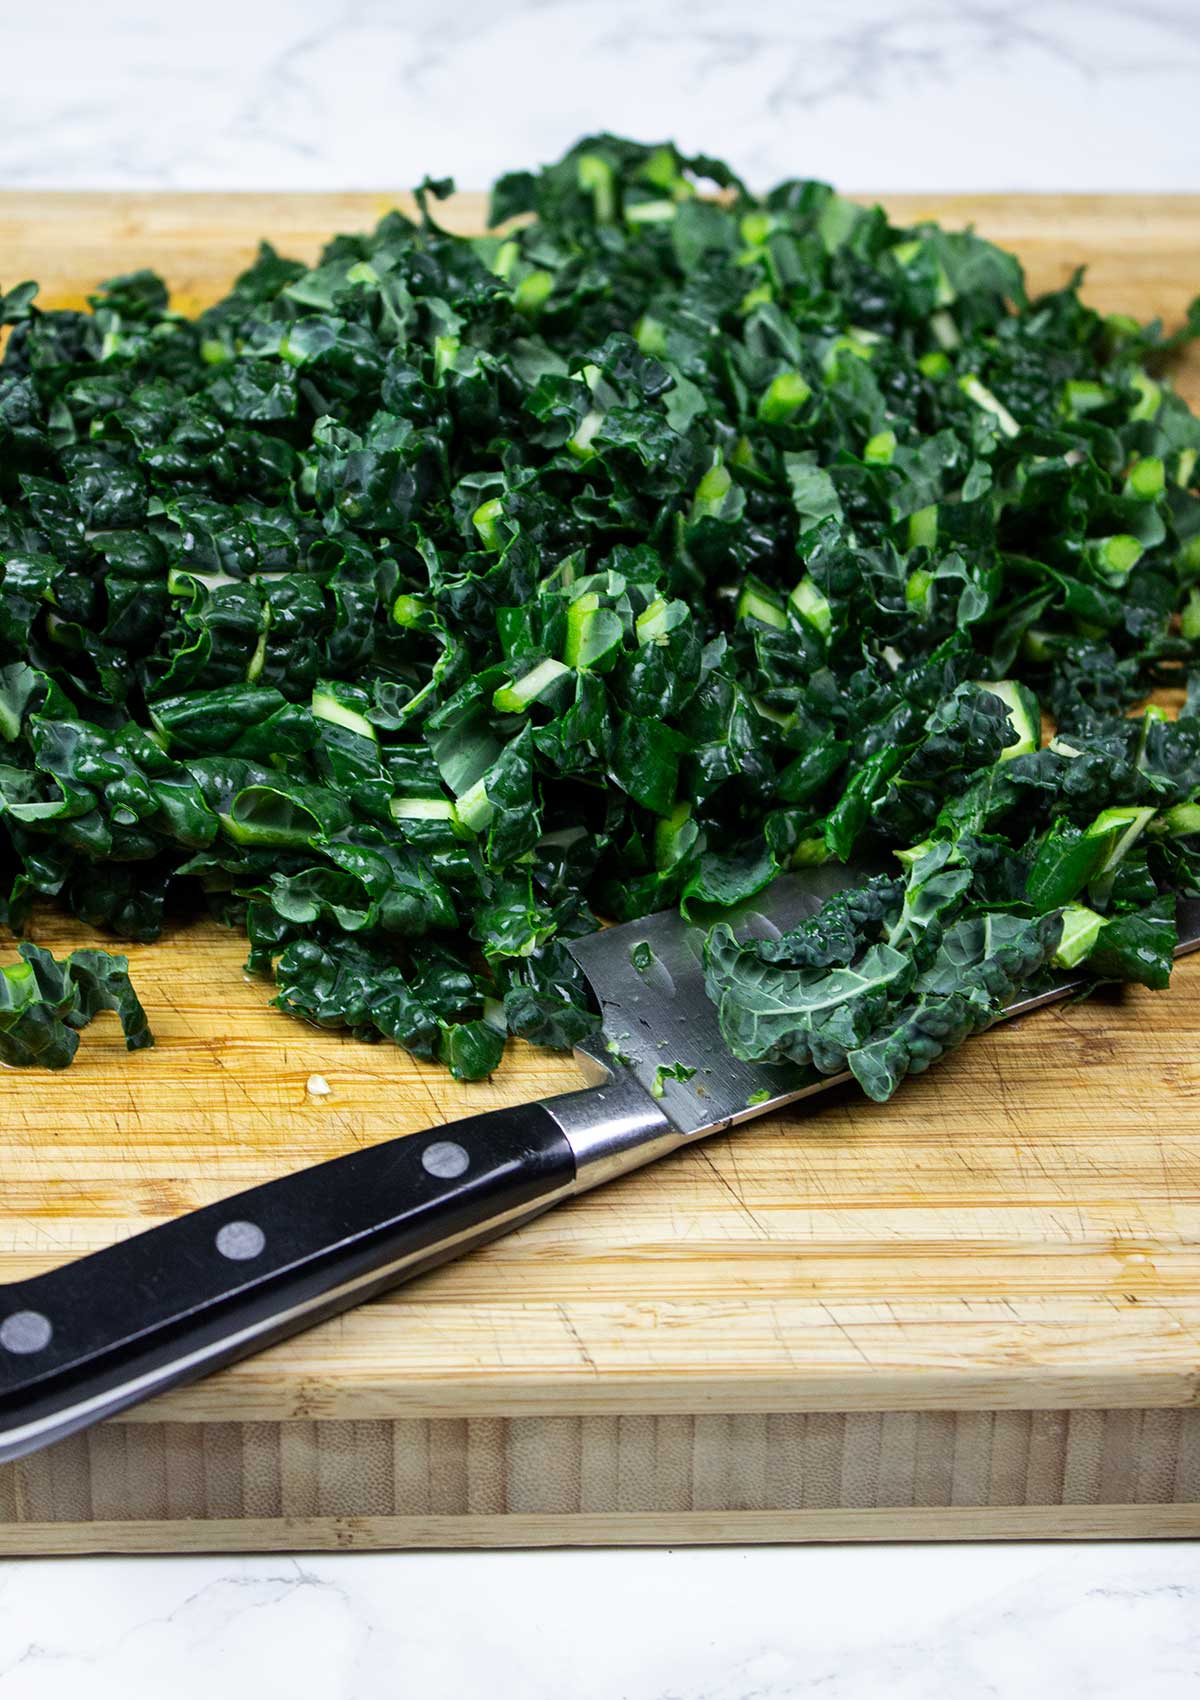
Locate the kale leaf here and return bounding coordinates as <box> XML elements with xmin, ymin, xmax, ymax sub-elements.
<box><xmin>0</xmin><ymin>942</ymin><xmax>152</xmax><ymax>1067</ymax></box>
<box><xmin>2</xmin><ymin>135</ymin><xmax>1199</xmax><ymax>1087</ymax></box>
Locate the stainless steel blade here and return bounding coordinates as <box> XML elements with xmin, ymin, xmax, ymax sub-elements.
<box><xmin>566</xmin><ymin>862</ymin><xmax>868</xmax><ymax>1137</ymax></box>
<box><xmin>567</xmin><ymin>873</ymin><xmax>1200</xmax><ymax>1141</ymax></box>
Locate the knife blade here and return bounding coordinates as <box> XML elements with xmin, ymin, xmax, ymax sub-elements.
<box><xmin>1</xmin><ymin>873</ymin><xmax>1198</xmax><ymax>1464</ymax></box>
<box><xmin>557</xmin><ymin>876</ymin><xmax>1200</xmax><ymax>1187</ymax></box>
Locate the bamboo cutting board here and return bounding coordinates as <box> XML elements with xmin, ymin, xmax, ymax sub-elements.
<box><xmin>1</xmin><ymin>193</ymin><xmax>1200</xmax><ymax>1554</ymax></box>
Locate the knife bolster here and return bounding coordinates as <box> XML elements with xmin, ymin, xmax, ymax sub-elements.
<box><xmin>545</xmin><ymin>1070</ymin><xmax>680</xmax><ymax>1192</ymax></box>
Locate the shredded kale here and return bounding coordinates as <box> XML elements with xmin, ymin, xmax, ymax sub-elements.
<box><xmin>2</xmin><ymin>135</ymin><xmax>1199</xmax><ymax>1087</ymax></box>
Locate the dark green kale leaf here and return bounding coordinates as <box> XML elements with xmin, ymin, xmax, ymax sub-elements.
<box><xmin>846</xmin><ymin>910</ymin><xmax>1063</xmax><ymax>1101</ymax></box>
<box><xmin>0</xmin><ymin>941</ymin><xmax>152</xmax><ymax>1067</ymax></box>
<box><xmin>2</xmin><ymin>135</ymin><xmax>1200</xmax><ymax>1090</ymax></box>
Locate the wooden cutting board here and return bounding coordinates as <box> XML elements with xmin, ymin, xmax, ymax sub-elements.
<box><xmin>1</xmin><ymin>193</ymin><xmax>1200</xmax><ymax>1554</ymax></box>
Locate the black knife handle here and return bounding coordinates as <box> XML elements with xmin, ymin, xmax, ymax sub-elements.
<box><xmin>0</xmin><ymin>1100</ymin><xmax>575</xmax><ymax>1462</ymax></box>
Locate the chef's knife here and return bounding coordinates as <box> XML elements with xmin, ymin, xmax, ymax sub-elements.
<box><xmin>2</xmin><ymin>867</ymin><xmax>1198</xmax><ymax>1464</ymax></box>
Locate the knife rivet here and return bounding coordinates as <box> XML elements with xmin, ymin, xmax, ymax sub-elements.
<box><xmin>422</xmin><ymin>1140</ymin><xmax>469</xmax><ymax>1179</ymax></box>
<box><xmin>0</xmin><ymin>1310</ymin><xmax>52</xmax><ymax>1355</ymax></box>
<box><xmin>215</xmin><ymin>1221</ymin><xmax>266</xmax><ymax>1261</ymax></box>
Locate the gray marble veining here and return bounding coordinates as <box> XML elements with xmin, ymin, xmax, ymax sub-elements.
<box><xmin>3</xmin><ymin>0</ymin><xmax>1199</xmax><ymax>191</ymax></box>
<box><xmin>0</xmin><ymin>1541</ymin><xmax>1198</xmax><ymax>1697</ymax></box>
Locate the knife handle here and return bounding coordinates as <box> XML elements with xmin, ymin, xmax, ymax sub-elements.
<box><xmin>0</xmin><ymin>1098</ymin><xmax>587</xmax><ymax>1463</ymax></box>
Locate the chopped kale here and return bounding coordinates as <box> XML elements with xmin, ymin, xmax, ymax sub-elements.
<box><xmin>0</xmin><ymin>942</ymin><xmax>151</xmax><ymax>1068</ymax></box>
<box><xmin>2</xmin><ymin>135</ymin><xmax>1199</xmax><ymax>1088</ymax></box>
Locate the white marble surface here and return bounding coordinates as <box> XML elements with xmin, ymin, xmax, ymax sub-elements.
<box><xmin>3</xmin><ymin>0</ymin><xmax>1200</xmax><ymax>193</ymax></box>
<box><xmin>0</xmin><ymin>1541</ymin><xmax>1197</xmax><ymax>1698</ymax></box>
<box><xmin>3</xmin><ymin>3</ymin><xmax>1200</xmax><ymax>1693</ymax></box>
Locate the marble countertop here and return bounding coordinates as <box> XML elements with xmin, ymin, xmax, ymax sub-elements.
<box><xmin>2</xmin><ymin>1</ymin><xmax>1198</xmax><ymax>1693</ymax></box>
<box><xmin>3</xmin><ymin>0</ymin><xmax>1199</xmax><ymax>193</ymax></box>
<box><xmin>1</xmin><ymin>1541</ymin><xmax>1199</xmax><ymax>1697</ymax></box>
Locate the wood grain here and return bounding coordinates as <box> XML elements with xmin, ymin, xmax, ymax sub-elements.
<box><xmin>1</xmin><ymin>193</ymin><xmax>1199</xmax><ymax>1550</ymax></box>
<box><xmin>7</xmin><ymin>1507</ymin><xmax>1200</xmax><ymax>1555</ymax></box>
<box><xmin>4</xmin><ymin>1413</ymin><xmax>1200</xmax><ymax>1552</ymax></box>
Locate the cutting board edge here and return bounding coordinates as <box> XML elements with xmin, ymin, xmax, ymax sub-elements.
<box><xmin>6</xmin><ymin>1504</ymin><xmax>1200</xmax><ymax>1556</ymax></box>
<box><xmin>110</xmin><ymin>1363</ymin><xmax>1200</xmax><ymax>1425</ymax></box>
<box><xmin>6</xmin><ymin>1402</ymin><xmax>1200</xmax><ymax>1552</ymax></box>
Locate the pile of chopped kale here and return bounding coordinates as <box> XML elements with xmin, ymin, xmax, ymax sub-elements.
<box><xmin>2</xmin><ymin>135</ymin><xmax>1200</xmax><ymax>1090</ymax></box>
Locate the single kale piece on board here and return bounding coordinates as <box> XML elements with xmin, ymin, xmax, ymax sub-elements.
<box><xmin>0</xmin><ymin>942</ymin><xmax>152</xmax><ymax>1068</ymax></box>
